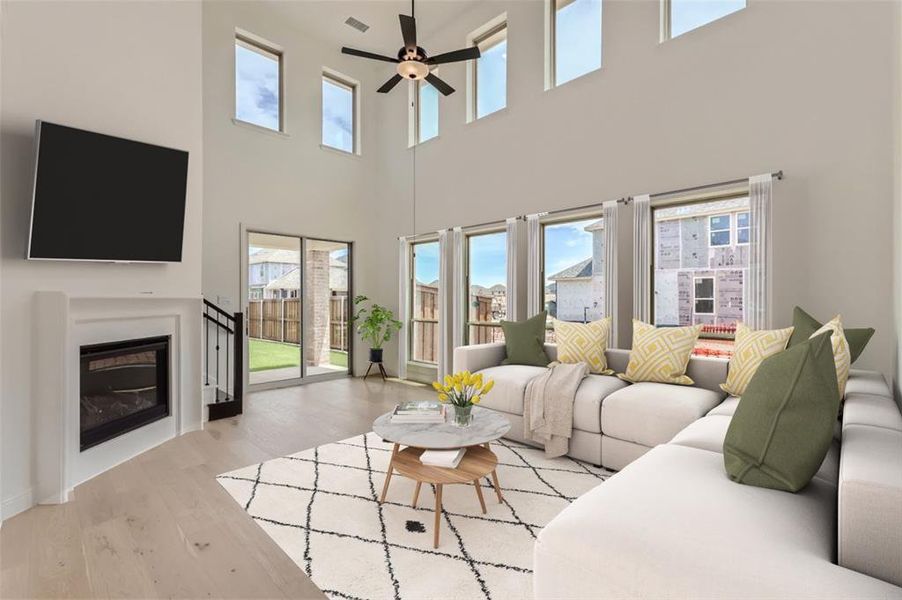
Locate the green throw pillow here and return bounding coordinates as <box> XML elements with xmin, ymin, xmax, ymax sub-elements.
<box><xmin>787</xmin><ymin>306</ymin><xmax>875</xmax><ymax>364</ymax></box>
<box><xmin>723</xmin><ymin>331</ymin><xmax>839</xmax><ymax>493</ymax></box>
<box><xmin>500</xmin><ymin>312</ymin><xmax>550</xmax><ymax>367</ymax></box>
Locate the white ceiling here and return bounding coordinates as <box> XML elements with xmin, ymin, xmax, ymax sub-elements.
<box><xmin>268</xmin><ymin>0</ymin><xmax>481</xmax><ymax>58</ymax></box>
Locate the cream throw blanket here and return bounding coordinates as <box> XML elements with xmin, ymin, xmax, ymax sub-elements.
<box><xmin>524</xmin><ymin>361</ymin><xmax>589</xmax><ymax>458</ymax></box>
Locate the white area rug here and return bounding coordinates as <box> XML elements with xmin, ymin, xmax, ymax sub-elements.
<box><xmin>217</xmin><ymin>432</ymin><xmax>613</xmax><ymax>600</ymax></box>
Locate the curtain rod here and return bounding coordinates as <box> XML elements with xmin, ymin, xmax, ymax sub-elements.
<box><xmin>640</xmin><ymin>170</ymin><xmax>783</xmax><ymax>202</ymax></box>
<box><xmin>398</xmin><ymin>216</ymin><xmax>525</xmax><ymax>241</ymax></box>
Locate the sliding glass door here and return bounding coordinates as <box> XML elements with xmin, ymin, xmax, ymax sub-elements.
<box><xmin>245</xmin><ymin>230</ymin><xmax>352</xmax><ymax>390</ymax></box>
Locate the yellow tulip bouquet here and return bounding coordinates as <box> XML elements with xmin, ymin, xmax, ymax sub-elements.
<box><xmin>432</xmin><ymin>371</ymin><xmax>495</xmax><ymax>427</ymax></box>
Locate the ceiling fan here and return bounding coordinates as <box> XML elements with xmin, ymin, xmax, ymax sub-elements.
<box><xmin>341</xmin><ymin>0</ymin><xmax>481</xmax><ymax>96</ymax></box>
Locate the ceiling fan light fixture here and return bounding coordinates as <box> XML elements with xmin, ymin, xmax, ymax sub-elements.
<box><xmin>397</xmin><ymin>60</ymin><xmax>428</xmax><ymax>80</ymax></box>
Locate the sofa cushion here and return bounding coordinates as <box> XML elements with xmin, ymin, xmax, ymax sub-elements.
<box><xmin>571</xmin><ymin>375</ymin><xmax>630</xmax><ymax>433</ymax></box>
<box><xmin>671</xmin><ymin>415</ymin><xmax>840</xmax><ymax>487</ymax></box>
<box><xmin>619</xmin><ymin>320</ymin><xmax>702</xmax><ymax>386</ymax></box>
<box><xmin>720</xmin><ymin>323</ymin><xmax>794</xmax><ymax>397</ymax></box>
<box><xmin>842</xmin><ymin>393</ymin><xmax>902</xmax><ymax>432</ymax></box>
<box><xmin>473</xmin><ymin>365</ymin><xmax>547</xmax><ymax>415</ymax></box>
<box><xmin>846</xmin><ymin>369</ymin><xmax>892</xmax><ymax>399</ymax></box>
<box><xmin>601</xmin><ymin>382</ymin><xmax>724</xmax><ymax>447</ymax></box>
<box><xmin>500</xmin><ymin>312</ymin><xmax>550</xmax><ymax>367</ymax></box>
<box><xmin>788</xmin><ymin>305</ymin><xmax>875</xmax><ymax>364</ymax></box>
<box><xmin>534</xmin><ymin>444</ymin><xmax>902</xmax><ymax>600</ymax></box>
<box><xmin>707</xmin><ymin>396</ymin><xmax>740</xmax><ymax>417</ymax></box>
<box><xmin>554</xmin><ymin>317</ymin><xmax>614</xmax><ymax>375</ymax></box>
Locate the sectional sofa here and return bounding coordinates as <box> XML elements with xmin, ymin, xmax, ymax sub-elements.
<box><xmin>453</xmin><ymin>342</ymin><xmax>902</xmax><ymax>596</ymax></box>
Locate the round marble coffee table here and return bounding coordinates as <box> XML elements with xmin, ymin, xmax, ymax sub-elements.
<box><xmin>373</xmin><ymin>406</ymin><xmax>511</xmax><ymax>548</ymax></box>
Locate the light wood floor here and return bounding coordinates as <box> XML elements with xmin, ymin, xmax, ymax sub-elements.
<box><xmin>0</xmin><ymin>377</ymin><xmax>433</xmax><ymax>599</ymax></box>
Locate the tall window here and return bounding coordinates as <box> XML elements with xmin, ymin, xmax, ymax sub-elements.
<box><xmin>322</xmin><ymin>72</ymin><xmax>357</xmax><ymax>154</ymax></box>
<box><xmin>541</xmin><ymin>216</ymin><xmax>603</xmax><ymax>341</ymax></box>
<box><xmin>417</xmin><ymin>80</ymin><xmax>439</xmax><ymax>143</ymax></box>
<box><xmin>473</xmin><ymin>23</ymin><xmax>507</xmax><ymax>119</ymax></box>
<box><xmin>411</xmin><ymin>241</ymin><xmax>440</xmax><ymax>364</ymax></box>
<box><xmin>652</xmin><ymin>195</ymin><xmax>750</xmax><ymax>358</ymax></box>
<box><xmin>663</xmin><ymin>0</ymin><xmax>746</xmax><ymax>40</ymax></box>
<box><xmin>550</xmin><ymin>0</ymin><xmax>602</xmax><ymax>87</ymax></box>
<box><xmin>235</xmin><ymin>35</ymin><xmax>282</xmax><ymax>131</ymax></box>
<box><xmin>466</xmin><ymin>231</ymin><xmax>508</xmax><ymax>344</ymax></box>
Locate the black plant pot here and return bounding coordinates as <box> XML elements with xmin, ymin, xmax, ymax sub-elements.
<box><xmin>369</xmin><ymin>348</ymin><xmax>384</xmax><ymax>363</ymax></box>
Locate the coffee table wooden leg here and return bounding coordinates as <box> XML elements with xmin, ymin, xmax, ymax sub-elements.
<box><xmin>433</xmin><ymin>484</ymin><xmax>443</xmax><ymax>549</ymax></box>
<box><xmin>473</xmin><ymin>480</ymin><xmax>487</xmax><ymax>514</ymax></box>
<box><xmin>412</xmin><ymin>481</ymin><xmax>422</xmax><ymax>508</ymax></box>
<box><xmin>490</xmin><ymin>469</ymin><xmax>503</xmax><ymax>503</ymax></box>
<box><xmin>379</xmin><ymin>443</ymin><xmax>399</xmax><ymax>504</ymax></box>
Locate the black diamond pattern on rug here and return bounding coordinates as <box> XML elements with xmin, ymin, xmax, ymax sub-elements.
<box><xmin>218</xmin><ymin>432</ymin><xmax>612</xmax><ymax>600</ymax></box>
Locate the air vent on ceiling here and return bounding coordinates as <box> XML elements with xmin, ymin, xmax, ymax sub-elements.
<box><xmin>344</xmin><ymin>17</ymin><xmax>370</xmax><ymax>33</ymax></box>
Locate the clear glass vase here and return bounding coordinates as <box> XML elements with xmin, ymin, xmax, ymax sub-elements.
<box><xmin>452</xmin><ymin>404</ymin><xmax>473</xmax><ymax>428</ymax></box>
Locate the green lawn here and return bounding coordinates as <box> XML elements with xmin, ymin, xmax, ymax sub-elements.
<box><xmin>249</xmin><ymin>338</ymin><xmax>347</xmax><ymax>372</ymax></box>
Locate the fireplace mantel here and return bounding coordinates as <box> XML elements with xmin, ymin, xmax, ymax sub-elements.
<box><xmin>33</xmin><ymin>291</ymin><xmax>203</xmax><ymax>505</ymax></box>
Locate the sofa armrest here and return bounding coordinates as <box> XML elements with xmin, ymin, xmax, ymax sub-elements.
<box><xmin>454</xmin><ymin>343</ymin><xmax>506</xmax><ymax>373</ymax></box>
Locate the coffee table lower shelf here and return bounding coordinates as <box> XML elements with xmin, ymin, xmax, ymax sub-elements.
<box><xmin>378</xmin><ymin>443</ymin><xmax>503</xmax><ymax>548</ymax></box>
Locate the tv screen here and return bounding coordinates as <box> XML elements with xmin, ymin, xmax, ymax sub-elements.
<box><xmin>28</xmin><ymin>121</ymin><xmax>189</xmax><ymax>262</ymax></box>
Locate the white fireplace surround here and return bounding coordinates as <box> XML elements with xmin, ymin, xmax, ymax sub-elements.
<box><xmin>33</xmin><ymin>292</ymin><xmax>203</xmax><ymax>505</ymax></box>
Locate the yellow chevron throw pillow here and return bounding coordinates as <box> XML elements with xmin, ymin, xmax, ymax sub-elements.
<box><xmin>554</xmin><ymin>317</ymin><xmax>613</xmax><ymax>375</ymax></box>
<box><xmin>811</xmin><ymin>315</ymin><xmax>851</xmax><ymax>399</ymax></box>
<box><xmin>619</xmin><ymin>320</ymin><xmax>702</xmax><ymax>385</ymax></box>
<box><xmin>720</xmin><ymin>323</ymin><xmax>794</xmax><ymax>397</ymax></box>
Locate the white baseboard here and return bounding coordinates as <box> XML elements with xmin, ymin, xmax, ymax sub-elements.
<box><xmin>1</xmin><ymin>488</ymin><xmax>34</xmax><ymax>521</ymax></box>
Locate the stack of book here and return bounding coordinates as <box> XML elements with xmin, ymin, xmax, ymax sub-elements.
<box><xmin>420</xmin><ymin>448</ymin><xmax>466</xmax><ymax>468</ymax></box>
<box><xmin>390</xmin><ymin>400</ymin><xmax>446</xmax><ymax>424</ymax></box>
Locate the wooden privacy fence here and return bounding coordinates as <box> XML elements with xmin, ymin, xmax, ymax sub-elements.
<box><xmin>248</xmin><ymin>297</ymin><xmax>349</xmax><ymax>351</ymax></box>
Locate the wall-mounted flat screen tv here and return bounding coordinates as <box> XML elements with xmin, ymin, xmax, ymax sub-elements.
<box><xmin>28</xmin><ymin>121</ymin><xmax>189</xmax><ymax>262</ymax></box>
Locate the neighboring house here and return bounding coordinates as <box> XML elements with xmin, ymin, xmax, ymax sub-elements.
<box><xmin>264</xmin><ymin>254</ymin><xmax>348</xmax><ymax>299</ymax></box>
<box><xmin>653</xmin><ymin>197</ymin><xmax>749</xmax><ymax>327</ymax></box>
<box><xmin>248</xmin><ymin>248</ymin><xmax>300</xmax><ymax>299</ymax></box>
<box><xmin>549</xmin><ymin>219</ymin><xmax>605</xmax><ymax>323</ymax></box>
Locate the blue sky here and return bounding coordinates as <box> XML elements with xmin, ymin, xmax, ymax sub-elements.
<box><xmin>414</xmin><ymin>241</ymin><xmax>439</xmax><ymax>285</ymax></box>
<box><xmin>322</xmin><ymin>79</ymin><xmax>353</xmax><ymax>152</ymax></box>
<box><xmin>235</xmin><ymin>44</ymin><xmax>279</xmax><ymax>130</ymax></box>
<box><xmin>469</xmin><ymin>232</ymin><xmax>507</xmax><ymax>287</ymax></box>
<box><xmin>419</xmin><ymin>81</ymin><xmax>439</xmax><ymax>142</ymax></box>
<box><xmin>555</xmin><ymin>0</ymin><xmax>602</xmax><ymax>85</ymax></box>
<box><xmin>477</xmin><ymin>39</ymin><xmax>507</xmax><ymax>118</ymax></box>
<box><xmin>671</xmin><ymin>0</ymin><xmax>745</xmax><ymax>38</ymax></box>
<box><xmin>543</xmin><ymin>218</ymin><xmax>596</xmax><ymax>285</ymax></box>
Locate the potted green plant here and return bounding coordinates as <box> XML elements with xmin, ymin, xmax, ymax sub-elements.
<box><xmin>353</xmin><ymin>295</ymin><xmax>402</xmax><ymax>365</ymax></box>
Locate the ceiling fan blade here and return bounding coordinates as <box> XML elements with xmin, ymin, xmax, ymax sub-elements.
<box><xmin>425</xmin><ymin>73</ymin><xmax>455</xmax><ymax>96</ymax></box>
<box><xmin>399</xmin><ymin>14</ymin><xmax>417</xmax><ymax>54</ymax></box>
<box><xmin>342</xmin><ymin>47</ymin><xmax>399</xmax><ymax>63</ymax></box>
<box><xmin>426</xmin><ymin>46</ymin><xmax>481</xmax><ymax>65</ymax></box>
<box><xmin>377</xmin><ymin>74</ymin><xmax>404</xmax><ymax>94</ymax></box>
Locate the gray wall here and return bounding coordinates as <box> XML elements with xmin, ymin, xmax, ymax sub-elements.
<box><xmin>0</xmin><ymin>0</ymin><xmax>204</xmax><ymax>517</ymax></box>
<box><xmin>369</xmin><ymin>0</ymin><xmax>899</xmax><ymax>382</ymax></box>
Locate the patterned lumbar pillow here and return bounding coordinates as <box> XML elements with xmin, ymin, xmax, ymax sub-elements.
<box><xmin>554</xmin><ymin>317</ymin><xmax>613</xmax><ymax>375</ymax></box>
<box><xmin>810</xmin><ymin>315</ymin><xmax>851</xmax><ymax>399</ymax></box>
<box><xmin>720</xmin><ymin>323</ymin><xmax>794</xmax><ymax>397</ymax></box>
<box><xmin>723</xmin><ymin>331</ymin><xmax>839</xmax><ymax>492</ymax></box>
<box><xmin>618</xmin><ymin>320</ymin><xmax>702</xmax><ymax>385</ymax></box>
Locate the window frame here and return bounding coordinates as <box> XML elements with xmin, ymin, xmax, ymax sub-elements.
<box><xmin>464</xmin><ymin>227</ymin><xmax>508</xmax><ymax>345</ymax></box>
<box><xmin>471</xmin><ymin>21</ymin><xmax>508</xmax><ymax>121</ymax></box>
<box><xmin>321</xmin><ymin>69</ymin><xmax>360</xmax><ymax>155</ymax></box>
<box><xmin>234</xmin><ymin>32</ymin><xmax>285</xmax><ymax>133</ymax></box>
<box><xmin>545</xmin><ymin>0</ymin><xmax>602</xmax><ymax>90</ymax></box>
<box><xmin>693</xmin><ymin>276</ymin><xmax>715</xmax><ymax>315</ymax></box>
<box><xmin>409</xmin><ymin>238</ymin><xmax>440</xmax><ymax>366</ymax></box>
<box><xmin>708</xmin><ymin>213</ymin><xmax>732</xmax><ymax>247</ymax></box>
<box><xmin>660</xmin><ymin>0</ymin><xmax>746</xmax><ymax>42</ymax></box>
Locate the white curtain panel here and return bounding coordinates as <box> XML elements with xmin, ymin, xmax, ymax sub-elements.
<box><xmin>397</xmin><ymin>237</ymin><xmax>410</xmax><ymax>379</ymax></box>
<box><xmin>747</xmin><ymin>174</ymin><xmax>773</xmax><ymax>330</ymax></box>
<box><xmin>632</xmin><ymin>195</ymin><xmax>652</xmax><ymax>323</ymax></box>
<box><xmin>526</xmin><ymin>214</ymin><xmax>542</xmax><ymax>317</ymax></box>
<box><xmin>451</xmin><ymin>227</ymin><xmax>465</xmax><ymax>355</ymax></box>
<box><xmin>505</xmin><ymin>217</ymin><xmax>519</xmax><ymax>322</ymax></box>
<box><xmin>602</xmin><ymin>200</ymin><xmax>619</xmax><ymax>347</ymax></box>
<box><xmin>438</xmin><ymin>229</ymin><xmax>453</xmax><ymax>380</ymax></box>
